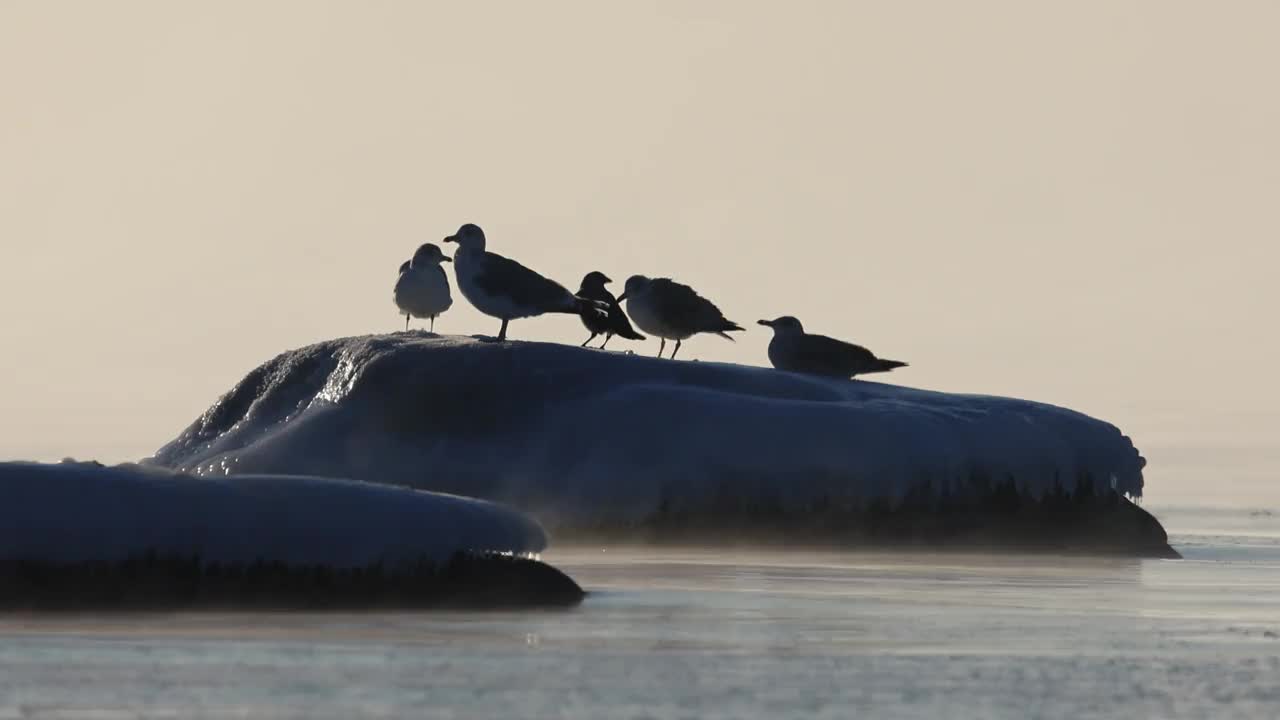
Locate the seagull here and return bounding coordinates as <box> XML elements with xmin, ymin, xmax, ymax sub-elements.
<box><xmin>393</xmin><ymin>243</ymin><xmax>453</xmax><ymax>332</ymax></box>
<box><xmin>758</xmin><ymin>316</ymin><xmax>907</xmax><ymax>379</ymax></box>
<box><xmin>617</xmin><ymin>275</ymin><xmax>744</xmax><ymax>359</ymax></box>
<box><xmin>576</xmin><ymin>271</ymin><xmax>645</xmax><ymax>349</ymax></box>
<box><xmin>444</xmin><ymin>223</ymin><xmax>607</xmax><ymax>342</ymax></box>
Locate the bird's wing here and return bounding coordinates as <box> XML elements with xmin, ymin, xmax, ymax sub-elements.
<box><xmin>393</xmin><ymin>269</ymin><xmax>414</xmax><ymax>298</ymax></box>
<box><xmin>794</xmin><ymin>333</ymin><xmax>878</xmax><ymax>376</ymax></box>
<box><xmin>650</xmin><ymin>278</ymin><xmax>732</xmax><ymax>330</ymax></box>
<box><xmin>475</xmin><ymin>253</ymin><xmax>574</xmax><ymax>309</ymax></box>
<box><xmin>607</xmin><ymin>300</ymin><xmax>645</xmax><ymax>339</ymax></box>
<box><xmin>431</xmin><ymin>264</ymin><xmax>450</xmax><ymax>286</ymax></box>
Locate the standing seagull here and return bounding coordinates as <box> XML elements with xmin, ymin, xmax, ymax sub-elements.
<box><xmin>576</xmin><ymin>271</ymin><xmax>645</xmax><ymax>349</ymax></box>
<box><xmin>617</xmin><ymin>275</ymin><xmax>744</xmax><ymax>359</ymax></box>
<box><xmin>445</xmin><ymin>223</ymin><xmax>606</xmax><ymax>342</ymax></box>
<box><xmin>758</xmin><ymin>316</ymin><xmax>907</xmax><ymax>379</ymax></box>
<box><xmin>393</xmin><ymin>243</ymin><xmax>453</xmax><ymax>332</ymax></box>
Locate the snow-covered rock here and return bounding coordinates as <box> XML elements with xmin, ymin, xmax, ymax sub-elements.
<box><xmin>0</xmin><ymin>460</ymin><xmax>545</xmax><ymax>567</ymax></box>
<box><xmin>145</xmin><ymin>334</ymin><xmax>1163</xmax><ymax>555</ymax></box>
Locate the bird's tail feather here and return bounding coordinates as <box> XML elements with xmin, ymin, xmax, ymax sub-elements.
<box><xmin>617</xmin><ymin>327</ymin><xmax>646</xmax><ymax>341</ymax></box>
<box><xmin>866</xmin><ymin>359</ymin><xmax>908</xmax><ymax>373</ymax></box>
<box><xmin>712</xmin><ymin>320</ymin><xmax>745</xmax><ymax>341</ymax></box>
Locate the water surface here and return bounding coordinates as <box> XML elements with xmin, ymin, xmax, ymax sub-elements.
<box><xmin>1</xmin><ymin>508</ymin><xmax>1277</xmax><ymax>719</ymax></box>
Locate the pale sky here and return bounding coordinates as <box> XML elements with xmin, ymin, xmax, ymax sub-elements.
<box><xmin>1</xmin><ymin>1</ymin><xmax>1276</xmax><ymax>506</ymax></box>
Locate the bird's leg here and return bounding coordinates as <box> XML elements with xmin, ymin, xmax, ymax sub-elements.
<box><xmin>581</xmin><ymin>333</ymin><xmax>597</xmax><ymax>347</ymax></box>
<box><xmin>671</xmin><ymin>340</ymin><xmax>682</xmax><ymax>359</ymax></box>
<box><xmin>430</xmin><ymin>316</ymin><xmax>435</xmax><ymax>333</ymax></box>
<box><xmin>498</xmin><ymin>319</ymin><xmax>509</xmax><ymax>342</ymax></box>
<box><xmin>404</xmin><ymin>315</ymin><xmax>410</xmax><ymax>333</ymax></box>
<box><xmin>658</xmin><ymin>338</ymin><xmax>666</xmax><ymax>358</ymax></box>
<box><xmin>600</xmin><ymin>334</ymin><xmax>612</xmax><ymax>350</ymax></box>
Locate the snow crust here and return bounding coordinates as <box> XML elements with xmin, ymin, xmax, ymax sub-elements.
<box><xmin>0</xmin><ymin>461</ymin><xmax>546</xmax><ymax>566</ymax></box>
<box><xmin>149</xmin><ymin>334</ymin><xmax>1147</xmax><ymax>527</ymax></box>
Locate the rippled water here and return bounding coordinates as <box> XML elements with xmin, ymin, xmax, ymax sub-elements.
<box><xmin>1</xmin><ymin>506</ymin><xmax>1278</xmax><ymax>719</ymax></box>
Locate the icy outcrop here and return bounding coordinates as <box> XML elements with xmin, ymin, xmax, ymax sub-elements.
<box><xmin>0</xmin><ymin>460</ymin><xmax>545</xmax><ymax>567</ymax></box>
<box><xmin>145</xmin><ymin>334</ymin><xmax>1163</xmax><ymax>555</ymax></box>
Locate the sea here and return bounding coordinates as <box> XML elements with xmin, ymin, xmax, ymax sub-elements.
<box><xmin>1</xmin><ymin>505</ymin><xmax>1277</xmax><ymax>719</ymax></box>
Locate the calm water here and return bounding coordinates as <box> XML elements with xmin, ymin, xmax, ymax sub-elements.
<box><xmin>1</xmin><ymin>506</ymin><xmax>1278</xmax><ymax>719</ymax></box>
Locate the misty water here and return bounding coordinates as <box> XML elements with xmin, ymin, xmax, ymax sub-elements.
<box><xmin>1</xmin><ymin>507</ymin><xmax>1277</xmax><ymax>719</ymax></box>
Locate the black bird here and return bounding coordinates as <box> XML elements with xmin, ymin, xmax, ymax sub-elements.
<box><xmin>576</xmin><ymin>271</ymin><xmax>645</xmax><ymax>349</ymax></box>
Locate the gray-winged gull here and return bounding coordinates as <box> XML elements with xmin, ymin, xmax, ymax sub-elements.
<box><xmin>444</xmin><ymin>223</ymin><xmax>606</xmax><ymax>342</ymax></box>
<box><xmin>617</xmin><ymin>275</ymin><xmax>744</xmax><ymax>359</ymax></box>
<box><xmin>758</xmin><ymin>315</ymin><xmax>907</xmax><ymax>378</ymax></box>
<box><xmin>576</xmin><ymin>271</ymin><xmax>645</xmax><ymax>349</ymax></box>
<box><xmin>393</xmin><ymin>243</ymin><xmax>453</xmax><ymax>332</ymax></box>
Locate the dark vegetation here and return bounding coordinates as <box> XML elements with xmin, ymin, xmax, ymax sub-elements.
<box><xmin>562</xmin><ymin>474</ymin><xmax>1178</xmax><ymax>559</ymax></box>
<box><xmin>0</xmin><ymin>551</ymin><xmax>584</xmax><ymax>611</ymax></box>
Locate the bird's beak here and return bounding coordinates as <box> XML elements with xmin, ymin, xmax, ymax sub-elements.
<box><xmin>616</xmin><ymin>292</ymin><xmax>628</xmax><ymax>303</ymax></box>
<box><xmin>443</xmin><ymin>236</ymin><xmax>456</xmax><ymax>244</ymax></box>
<box><xmin>603</xmin><ymin>275</ymin><xmax>613</xmax><ymax>284</ymax></box>
<box><xmin>441</xmin><ymin>256</ymin><xmax>452</xmax><ymax>263</ymax></box>
<box><xmin>757</xmin><ymin>319</ymin><xmax>774</xmax><ymax>327</ymax></box>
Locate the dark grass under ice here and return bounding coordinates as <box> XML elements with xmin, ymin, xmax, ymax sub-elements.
<box><xmin>553</xmin><ymin>475</ymin><xmax>1177</xmax><ymax>558</ymax></box>
<box><xmin>0</xmin><ymin>551</ymin><xmax>584</xmax><ymax>611</ymax></box>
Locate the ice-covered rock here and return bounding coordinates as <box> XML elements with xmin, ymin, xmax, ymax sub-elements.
<box><xmin>146</xmin><ymin>334</ymin><xmax>1170</xmax><ymax>555</ymax></box>
<box><xmin>0</xmin><ymin>460</ymin><xmax>545</xmax><ymax>566</ymax></box>
<box><xmin>0</xmin><ymin>460</ymin><xmax>583</xmax><ymax>608</ymax></box>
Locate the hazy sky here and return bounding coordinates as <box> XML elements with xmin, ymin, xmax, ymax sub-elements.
<box><xmin>2</xmin><ymin>2</ymin><xmax>1276</xmax><ymax>506</ymax></box>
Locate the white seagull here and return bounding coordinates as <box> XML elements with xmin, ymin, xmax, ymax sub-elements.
<box><xmin>393</xmin><ymin>243</ymin><xmax>453</xmax><ymax>332</ymax></box>
<box><xmin>758</xmin><ymin>316</ymin><xmax>907</xmax><ymax>379</ymax></box>
<box><xmin>444</xmin><ymin>223</ymin><xmax>606</xmax><ymax>342</ymax></box>
<box><xmin>617</xmin><ymin>275</ymin><xmax>744</xmax><ymax>359</ymax></box>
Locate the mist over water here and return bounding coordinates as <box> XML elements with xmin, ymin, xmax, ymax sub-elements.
<box><xmin>3</xmin><ymin>512</ymin><xmax>1278</xmax><ymax>719</ymax></box>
